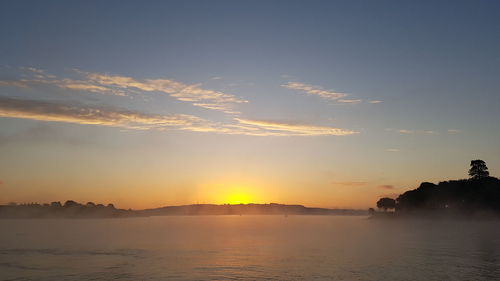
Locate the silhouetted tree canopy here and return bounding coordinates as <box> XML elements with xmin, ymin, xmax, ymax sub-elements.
<box><xmin>377</xmin><ymin>197</ymin><xmax>396</xmax><ymax>211</ymax></box>
<box><xmin>63</xmin><ymin>200</ymin><xmax>80</xmax><ymax>208</ymax></box>
<box><xmin>50</xmin><ymin>201</ymin><xmax>62</xmax><ymax>207</ymax></box>
<box><xmin>469</xmin><ymin>160</ymin><xmax>489</xmax><ymax>179</ymax></box>
<box><xmin>372</xmin><ymin>160</ymin><xmax>500</xmax><ymax>217</ymax></box>
<box><xmin>396</xmin><ymin>177</ymin><xmax>500</xmax><ymax>214</ymax></box>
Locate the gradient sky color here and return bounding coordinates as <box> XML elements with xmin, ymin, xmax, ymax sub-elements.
<box><xmin>1</xmin><ymin>0</ymin><xmax>500</xmax><ymax>209</ymax></box>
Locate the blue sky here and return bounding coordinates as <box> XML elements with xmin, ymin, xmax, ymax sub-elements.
<box><xmin>1</xmin><ymin>0</ymin><xmax>500</xmax><ymax>208</ymax></box>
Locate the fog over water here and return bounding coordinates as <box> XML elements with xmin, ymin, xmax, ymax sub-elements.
<box><xmin>1</xmin><ymin>216</ymin><xmax>499</xmax><ymax>281</ymax></box>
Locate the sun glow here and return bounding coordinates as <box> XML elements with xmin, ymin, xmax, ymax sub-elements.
<box><xmin>226</xmin><ymin>192</ymin><xmax>252</xmax><ymax>204</ymax></box>
<box><xmin>200</xmin><ymin>179</ymin><xmax>272</xmax><ymax>205</ymax></box>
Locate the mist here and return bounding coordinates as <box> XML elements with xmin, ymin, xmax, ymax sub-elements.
<box><xmin>1</xmin><ymin>216</ymin><xmax>499</xmax><ymax>280</ymax></box>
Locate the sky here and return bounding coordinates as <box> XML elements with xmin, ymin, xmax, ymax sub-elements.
<box><xmin>1</xmin><ymin>0</ymin><xmax>500</xmax><ymax>209</ymax></box>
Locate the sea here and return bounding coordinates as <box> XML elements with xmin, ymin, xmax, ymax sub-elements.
<box><xmin>1</xmin><ymin>215</ymin><xmax>499</xmax><ymax>281</ymax></box>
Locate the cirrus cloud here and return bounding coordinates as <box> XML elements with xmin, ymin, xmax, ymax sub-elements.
<box><xmin>0</xmin><ymin>96</ymin><xmax>208</xmax><ymax>130</ymax></box>
<box><xmin>282</xmin><ymin>81</ymin><xmax>381</xmax><ymax>105</ymax></box>
<box><xmin>282</xmin><ymin>81</ymin><xmax>348</xmax><ymax>100</ymax></box>
<box><xmin>0</xmin><ymin>97</ymin><xmax>357</xmax><ymax>137</ymax></box>
<box><xmin>234</xmin><ymin>118</ymin><xmax>358</xmax><ymax>136</ymax></box>
<box><xmin>1</xmin><ymin>68</ymin><xmax>247</xmax><ymax>114</ymax></box>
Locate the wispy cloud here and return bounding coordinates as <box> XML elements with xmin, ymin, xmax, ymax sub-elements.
<box><xmin>0</xmin><ymin>97</ymin><xmax>210</xmax><ymax>130</ymax></box>
<box><xmin>377</xmin><ymin>185</ymin><xmax>394</xmax><ymax>189</ymax></box>
<box><xmin>235</xmin><ymin>118</ymin><xmax>358</xmax><ymax>136</ymax></box>
<box><xmin>447</xmin><ymin>129</ymin><xmax>461</xmax><ymax>134</ymax></box>
<box><xmin>1</xmin><ymin>68</ymin><xmax>247</xmax><ymax>114</ymax></box>
<box><xmin>0</xmin><ymin>97</ymin><xmax>357</xmax><ymax>137</ymax></box>
<box><xmin>48</xmin><ymin>79</ymin><xmax>128</xmax><ymax>96</ymax></box>
<box><xmin>85</xmin><ymin>72</ymin><xmax>247</xmax><ymax>113</ymax></box>
<box><xmin>337</xmin><ymin>99</ymin><xmax>363</xmax><ymax>104</ymax></box>
<box><xmin>282</xmin><ymin>82</ymin><xmax>348</xmax><ymax>100</ymax></box>
<box><xmin>394</xmin><ymin>129</ymin><xmax>436</xmax><ymax>135</ymax></box>
<box><xmin>386</xmin><ymin>148</ymin><xmax>400</xmax><ymax>152</ymax></box>
<box><xmin>282</xmin><ymin>81</ymin><xmax>380</xmax><ymax>105</ymax></box>
<box><xmin>1</xmin><ymin>68</ymin><xmax>359</xmax><ymax>137</ymax></box>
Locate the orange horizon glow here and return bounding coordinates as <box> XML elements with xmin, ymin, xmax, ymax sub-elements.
<box><xmin>0</xmin><ymin>175</ymin><xmax>413</xmax><ymax>210</ymax></box>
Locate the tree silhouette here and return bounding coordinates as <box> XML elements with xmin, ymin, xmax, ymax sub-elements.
<box><xmin>63</xmin><ymin>200</ymin><xmax>80</xmax><ymax>207</ymax></box>
<box><xmin>469</xmin><ymin>159</ymin><xmax>489</xmax><ymax>179</ymax></box>
<box><xmin>377</xmin><ymin>197</ymin><xmax>396</xmax><ymax>211</ymax></box>
<box><xmin>50</xmin><ymin>201</ymin><xmax>62</xmax><ymax>207</ymax></box>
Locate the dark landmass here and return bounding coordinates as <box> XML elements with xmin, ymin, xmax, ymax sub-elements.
<box><xmin>0</xmin><ymin>201</ymin><xmax>136</xmax><ymax>219</ymax></box>
<box><xmin>141</xmin><ymin>203</ymin><xmax>366</xmax><ymax>216</ymax></box>
<box><xmin>0</xmin><ymin>201</ymin><xmax>366</xmax><ymax>219</ymax></box>
<box><xmin>372</xmin><ymin>160</ymin><xmax>500</xmax><ymax>219</ymax></box>
<box><xmin>372</xmin><ymin>177</ymin><xmax>500</xmax><ymax>220</ymax></box>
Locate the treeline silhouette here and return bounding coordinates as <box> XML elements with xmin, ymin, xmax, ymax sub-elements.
<box><xmin>374</xmin><ymin>160</ymin><xmax>500</xmax><ymax>218</ymax></box>
<box><xmin>0</xmin><ymin>200</ymin><xmax>136</xmax><ymax>218</ymax></box>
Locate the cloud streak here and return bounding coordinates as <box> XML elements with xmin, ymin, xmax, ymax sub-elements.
<box><xmin>337</xmin><ymin>99</ymin><xmax>363</xmax><ymax>104</ymax></box>
<box><xmin>235</xmin><ymin>118</ymin><xmax>358</xmax><ymax>136</ymax></box>
<box><xmin>398</xmin><ymin>129</ymin><xmax>436</xmax><ymax>135</ymax></box>
<box><xmin>0</xmin><ymin>97</ymin><xmax>356</xmax><ymax>137</ymax></box>
<box><xmin>1</xmin><ymin>68</ymin><xmax>247</xmax><ymax>114</ymax></box>
<box><xmin>282</xmin><ymin>81</ymin><xmax>383</xmax><ymax>105</ymax></box>
<box><xmin>386</xmin><ymin>128</ymin><xmax>439</xmax><ymax>135</ymax></box>
<box><xmin>1</xmin><ymin>68</ymin><xmax>358</xmax><ymax>137</ymax></box>
<box><xmin>84</xmin><ymin>72</ymin><xmax>247</xmax><ymax>113</ymax></box>
<box><xmin>0</xmin><ymin>97</ymin><xmax>209</xmax><ymax>130</ymax></box>
<box><xmin>282</xmin><ymin>82</ymin><xmax>348</xmax><ymax>100</ymax></box>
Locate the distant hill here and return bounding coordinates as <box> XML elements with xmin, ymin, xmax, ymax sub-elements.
<box><xmin>141</xmin><ymin>203</ymin><xmax>366</xmax><ymax>216</ymax></box>
<box><xmin>0</xmin><ymin>201</ymin><xmax>367</xmax><ymax>219</ymax></box>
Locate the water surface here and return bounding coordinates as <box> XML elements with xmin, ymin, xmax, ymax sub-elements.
<box><xmin>1</xmin><ymin>216</ymin><xmax>499</xmax><ymax>280</ymax></box>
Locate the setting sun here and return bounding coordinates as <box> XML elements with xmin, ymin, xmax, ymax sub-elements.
<box><xmin>226</xmin><ymin>192</ymin><xmax>252</xmax><ymax>204</ymax></box>
<box><xmin>200</xmin><ymin>180</ymin><xmax>267</xmax><ymax>205</ymax></box>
